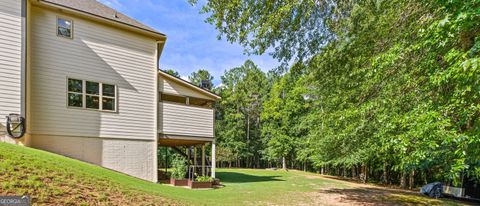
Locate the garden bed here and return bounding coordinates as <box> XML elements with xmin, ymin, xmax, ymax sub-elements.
<box><xmin>170</xmin><ymin>178</ymin><xmax>188</xmax><ymax>186</ymax></box>
<box><xmin>188</xmin><ymin>180</ymin><xmax>213</xmax><ymax>189</ymax></box>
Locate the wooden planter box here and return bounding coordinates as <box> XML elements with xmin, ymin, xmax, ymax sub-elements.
<box><xmin>170</xmin><ymin>178</ymin><xmax>188</xmax><ymax>186</ymax></box>
<box><xmin>188</xmin><ymin>180</ymin><xmax>213</xmax><ymax>189</ymax></box>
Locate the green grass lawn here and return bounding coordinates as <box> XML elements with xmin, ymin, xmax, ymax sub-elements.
<box><xmin>0</xmin><ymin>143</ymin><xmax>470</xmax><ymax>205</ymax></box>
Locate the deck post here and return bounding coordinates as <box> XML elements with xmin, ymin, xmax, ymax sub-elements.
<box><xmin>165</xmin><ymin>147</ymin><xmax>168</xmax><ymax>173</ymax></box>
<box><xmin>211</xmin><ymin>140</ymin><xmax>216</xmax><ymax>178</ymax></box>
<box><xmin>202</xmin><ymin>144</ymin><xmax>206</xmax><ymax>176</ymax></box>
<box><xmin>193</xmin><ymin>146</ymin><xmax>197</xmax><ymax>176</ymax></box>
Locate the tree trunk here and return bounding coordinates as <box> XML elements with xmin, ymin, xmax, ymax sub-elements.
<box><xmin>422</xmin><ymin>170</ymin><xmax>428</xmax><ymax>185</ymax></box>
<box><xmin>282</xmin><ymin>156</ymin><xmax>287</xmax><ymax>170</ymax></box>
<box><xmin>383</xmin><ymin>161</ymin><xmax>388</xmax><ymax>184</ymax></box>
<box><xmin>361</xmin><ymin>164</ymin><xmax>368</xmax><ymax>183</ymax></box>
<box><xmin>400</xmin><ymin>171</ymin><xmax>407</xmax><ymax>189</ymax></box>
<box><xmin>291</xmin><ymin>156</ymin><xmax>294</xmax><ymax>169</ymax></box>
<box><xmin>409</xmin><ymin>170</ymin><xmax>415</xmax><ymax>190</ymax></box>
<box><xmin>352</xmin><ymin>166</ymin><xmax>356</xmax><ymax>179</ymax></box>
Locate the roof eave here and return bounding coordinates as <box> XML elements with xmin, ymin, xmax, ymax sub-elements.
<box><xmin>35</xmin><ymin>0</ymin><xmax>167</xmax><ymax>41</ymax></box>
<box><xmin>158</xmin><ymin>70</ymin><xmax>221</xmax><ymax>101</ymax></box>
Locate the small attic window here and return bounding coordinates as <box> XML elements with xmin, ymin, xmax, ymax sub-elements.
<box><xmin>57</xmin><ymin>17</ymin><xmax>73</xmax><ymax>39</ymax></box>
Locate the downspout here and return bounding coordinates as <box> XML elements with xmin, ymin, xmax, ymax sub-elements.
<box><xmin>21</xmin><ymin>0</ymin><xmax>26</xmax><ymax>119</ymax></box>
<box><xmin>6</xmin><ymin>0</ymin><xmax>28</xmax><ymax>141</ymax></box>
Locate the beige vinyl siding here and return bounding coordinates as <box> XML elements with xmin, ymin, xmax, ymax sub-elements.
<box><xmin>29</xmin><ymin>6</ymin><xmax>157</xmax><ymax>140</ymax></box>
<box><xmin>0</xmin><ymin>0</ymin><xmax>22</xmax><ymax>138</ymax></box>
<box><xmin>159</xmin><ymin>102</ymin><xmax>214</xmax><ymax>138</ymax></box>
<box><xmin>159</xmin><ymin>76</ymin><xmax>215</xmax><ymax>100</ymax></box>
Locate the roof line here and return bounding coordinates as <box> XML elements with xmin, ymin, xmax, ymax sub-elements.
<box><xmin>158</xmin><ymin>70</ymin><xmax>221</xmax><ymax>100</ymax></box>
<box><xmin>38</xmin><ymin>0</ymin><xmax>166</xmax><ymax>39</ymax></box>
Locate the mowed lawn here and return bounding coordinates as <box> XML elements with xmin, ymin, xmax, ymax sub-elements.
<box><xmin>0</xmin><ymin>143</ymin><xmax>471</xmax><ymax>205</ymax></box>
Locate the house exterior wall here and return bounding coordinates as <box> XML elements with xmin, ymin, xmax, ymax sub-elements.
<box><xmin>28</xmin><ymin>5</ymin><xmax>158</xmax><ymax>182</ymax></box>
<box><xmin>158</xmin><ymin>75</ymin><xmax>215</xmax><ymax>139</ymax></box>
<box><xmin>0</xmin><ymin>0</ymin><xmax>24</xmax><ymax>144</ymax></box>
<box><xmin>159</xmin><ymin>102</ymin><xmax>214</xmax><ymax>138</ymax></box>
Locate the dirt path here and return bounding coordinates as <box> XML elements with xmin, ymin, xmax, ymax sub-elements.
<box><xmin>301</xmin><ymin>175</ymin><xmax>472</xmax><ymax>206</ymax></box>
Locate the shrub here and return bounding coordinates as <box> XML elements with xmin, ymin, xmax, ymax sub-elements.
<box><xmin>195</xmin><ymin>176</ymin><xmax>213</xmax><ymax>182</ymax></box>
<box><xmin>170</xmin><ymin>155</ymin><xmax>187</xmax><ymax>180</ymax></box>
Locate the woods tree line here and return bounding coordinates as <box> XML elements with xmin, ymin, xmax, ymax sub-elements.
<box><xmin>181</xmin><ymin>0</ymin><xmax>479</xmax><ymax>188</ymax></box>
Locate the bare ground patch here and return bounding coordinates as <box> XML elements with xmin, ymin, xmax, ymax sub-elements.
<box><xmin>305</xmin><ymin>180</ymin><xmax>470</xmax><ymax>205</ymax></box>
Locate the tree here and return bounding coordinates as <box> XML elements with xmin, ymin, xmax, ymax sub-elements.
<box><xmin>215</xmin><ymin>60</ymin><xmax>269</xmax><ymax>168</ymax></box>
<box><xmin>204</xmin><ymin>0</ymin><xmax>480</xmax><ymax>187</ymax></box>
<box><xmin>164</xmin><ymin>69</ymin><xmax>180</xmax><ymax>78</ymax></box>
<box><xmin>261</xmin><ymin>63</ymin><xmax>309</xmax><ymax>170</ymax></box>
<box><xmin>189</xmin><ymin>0</ymin><xmax>339</xmax><ymax>63</ymax></box>
<box><xmin>189</xmin><ymin>69</ymin><xmax>214</xmax><ymax>90</ymax></box>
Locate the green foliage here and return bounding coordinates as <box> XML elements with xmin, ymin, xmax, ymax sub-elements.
<box><xmin>164</xmin><ymin>69</ymin><xmax>180</xmax><ymax>78</ymax></box>
<box><xmin>170</xmin><ymin>155</ymin><xmax>187</xmax><ymax>180</ymax></box>
<box><xmin>261</xmin><ymin>63</ymin><xmax>310</xmax><ymax>166</ymax></box>
<box><xmin>189</xmin><ymin>0</ymin><xmax>337</xmax><ymax>63</ymax></box>
<box><xmin>200</xmin><ymin>0</ymin><xmax>480</xmax><ymax>185</ymax></box>
<box><xmin>189</xmin><ymin>69</ymin><xmax>214</xmax><ymax>90</ymax></box>
<box><xmin>300</xmin><ymin>0</ymin><xmax>480</xmax><ymax>183</ymax></box>
<box><xmin>215</xmin><ymin>60</ymin><xmax>269</xmax><ymax>167</ymax></box>
<box><xmin>195</xmin><ymin>176</ymin><xmax>214</xmax><ymax>182</ymax></box>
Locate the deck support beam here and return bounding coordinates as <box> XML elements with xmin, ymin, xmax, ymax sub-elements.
<box><xmin>211</xmin><ymin>140</ymin><xmax>216</xmax><ymax>178</ymax></box>
<box><xmin>202</xmin><ymin>144</ymin><xmax>205</xmax><ymax>176</ymax></box>
<box><xmin>193</xmin><ymin>146</ymin><xmax>197</xmax><ymax>176</ymax></box>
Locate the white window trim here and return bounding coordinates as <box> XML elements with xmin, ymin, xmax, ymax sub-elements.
<box><xmin>67</xmin><ymin>78</ymin><xmax>117</xmax><ymax>112</ymax></box>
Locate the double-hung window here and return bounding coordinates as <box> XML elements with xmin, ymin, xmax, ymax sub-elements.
<box><xmin>67</xmin><ymin>78</ymin><xmax>116</xmax><ymax>112</ymax></box>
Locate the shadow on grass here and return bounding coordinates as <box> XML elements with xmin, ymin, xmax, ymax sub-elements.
<box><xmin>217</xmin><ymin>172</ymin><xmax>284</xmax><ymax>183</ymax></box>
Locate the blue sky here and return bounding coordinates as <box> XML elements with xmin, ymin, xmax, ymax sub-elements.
<box><xmin>99</xmin><ymin>0</ymin><xmax>280</xmax><ymax>85</ymax></box>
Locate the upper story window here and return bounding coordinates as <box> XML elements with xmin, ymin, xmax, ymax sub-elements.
<box><xmin>57</xmin><ymin>17</ymin><xmax>73</xmax><ymax>39</ymax></box>
<box><xmin>68</xmin><ymin>78</ymin><xmax>116</xmax><ymax>112</ymax></box>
